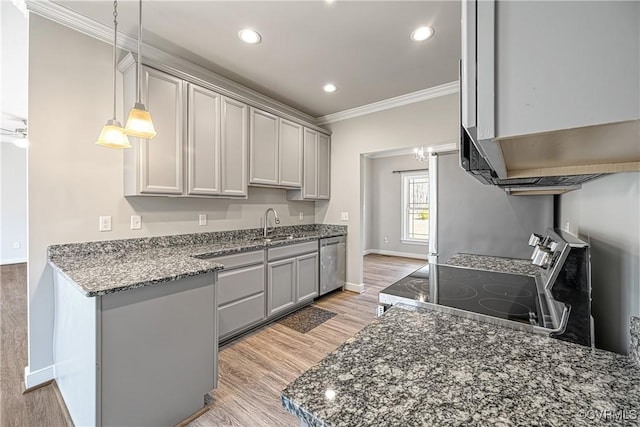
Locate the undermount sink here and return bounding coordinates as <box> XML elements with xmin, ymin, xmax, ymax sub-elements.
<box><xmin>253</xmin><ymin>234</ymin><xmax>295</xmax><ymax>243</ymax></box>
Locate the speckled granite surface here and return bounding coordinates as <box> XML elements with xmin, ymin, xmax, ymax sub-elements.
<box><xmin>282</xmin><ymin>304</ymin><xmax>640</xmax><ymax>427</ymax></box>
<box><xmin>48</xmin><ymin>224</ymin><xmax>346</xmax><ymax>297</ymax></box>
<box><xmin>447</xmin><ymin>252</ymin><xmax>540</xmax><ymax>277</ymax></box>
<box><xmin>631</xmin><ymin>316</ymin><xmax>640</xmax><ymax>367</ymax></box>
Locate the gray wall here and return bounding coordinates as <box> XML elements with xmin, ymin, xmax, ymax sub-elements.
<box><xmin>366</xmin><ymin>154</ymin><xmax>427</xmax><ymax>259</ymax></box>
<box><xmin>1</xmin><ymin>2</ymin><xmax>28</xmax><ymax>264</ymax></box>
<box><xmin>436</xmin><ymin>153</ymin><xmax>553</xmax><ymax>261</ymax></box>
<box><xmin>557</xmin><ymin>172</ymin><xmax>640</xmax><ymax>354</ymax></box>
<box><xmin>1</xmin><ymin>144</ymin><xmax>27</xmax><ymax>263</ymax></box>
<box><xmin>362</xmin><ymin>156</ymin><xmax>373</xmax><ymax>252</ymax></box>
<box><xmin>317</xmin><ymin>94</ymin><xmax>459</xmax><ymax>288</ymax></box>
<box><xmin>27</xmin><ymin>16</ymin><xmax>315</xmax><ymax>376</ymax></box>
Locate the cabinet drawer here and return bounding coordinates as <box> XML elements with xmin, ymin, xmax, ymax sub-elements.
<box><xmin>219</xmin><ymin>293</ymin><xmax>265</xmax><ymax>339</ymax></box>
<box><xmin>214</xmin><ymin>250</ymin><xmax>264</xmax><ymax>271</ymax></box>
<box><xmin>218</xmin><ymin>264</ymin><xmax>265</xmax><ymax>306</ymax></box>
<box><xmin>267</xmin><ymin>241</ymin><xmax>318</xmax><ymax>261</ymax></box>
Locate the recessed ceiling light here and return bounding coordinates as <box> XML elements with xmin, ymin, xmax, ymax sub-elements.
<box><xmin>411</xmin><ymin>26</ymin><xmax>435</xmax><ymax>42</ymax></box>
<box><xmin>323</xmin><ymin>83</ymin><xmax>337</xmax><ymax>93</ymax></box>
<box><xmin>238</xmin><ymin>29</ymin><xmax>262</xmax><ymax>44</ymax></box>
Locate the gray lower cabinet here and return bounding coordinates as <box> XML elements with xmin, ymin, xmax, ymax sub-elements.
<box><xmin>267</xmin><ymin>242</ymin><xmax>319</xmax><ymax>316</ymax></box>
<box><xmin>215</xmin><ymin>251</ymin><xmax>266</xmax><ymax>340</ymax></box>
<box><xmin>52</xmin><ymin>270</ymin><xmax>217</xmax><ymax>427</ymax></box>
<box><xmin>297</xmin><ymin>252</ymin><xmax>319</xmax><ymax>302</ymax></box>
<box><xmin>267</xmin><ymin>258</ymin><xmax>297</xmax><ymax>316</ymax></box>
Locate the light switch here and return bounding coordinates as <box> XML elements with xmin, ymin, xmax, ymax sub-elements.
<box><xmin>199</xmin><ymin>214</ymin><xmax>207</xmax><ymax>226</ymax></box>
<box><xmin>13</xmin><ymin>242</ymin><xmax>20</xmax><ymax>249</ymax></box>
<box><xmin>99</xmin><ymin>216</ymin><xmax>112</xmax><ymax>232</ymax></box>
<box><xmin>340</xmin><ymin>212</ymin><xmax>349</xmax><ymax>221</ymax></box>
<box><xmin>130</xmin><ymin>215</ymin><xmax>142</xmax><ymax>230</ymax></box>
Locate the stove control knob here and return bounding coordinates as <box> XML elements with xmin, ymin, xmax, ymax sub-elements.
<box><xmin>532</xmin><ymin>246</ymin><xmax>553</xmax><ymax>269</ymax></box>
<box><xmin>549</xmin><ymin>241</ymin><xmax>559</xmax><ymax>252</ymax></box>
<box><xmin>528</xmin><ymin>233</ymin><xmax>542</xmax><ymax>247</ymax></box>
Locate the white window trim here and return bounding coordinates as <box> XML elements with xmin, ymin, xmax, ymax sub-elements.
<box><xmin>400</xmin><ymin>171</ymin><xmax>429</xmax><ymax>245</ymax></box>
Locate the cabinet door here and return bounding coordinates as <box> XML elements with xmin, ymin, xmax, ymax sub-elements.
<box><xmin>267</xmin><ymin>258</ymin><xmax>296</xmax><ymax>316</ymax></box>
<box><xmin>221</xmin><ymin>97</ymin><xmax>248</xmax><ymax>196</ymax></box>
<box><xmin>278</xmin><ymin>118</ymin><xmax>303</xmax><ymax>188</ymax></box>
<box><xmin>187</xmin><ymin>84</ymin><xmax>220</xmax><ymax>196</ymax></box>
<box><xmin>139</xmin><ymin>67</ymin><xmax>185</xmax><ymax>195</ymax></box>
<box><xmin>297</xmin><ymin>252</ymin><xmax>318</xmax><ymax>302</ymax></box>
<box><xmin>250</xmin><ymin>108</ymin><xmax>279</xmax><ymax>185</ymax></box>
<box><xmin>302</xmin><ymin>128</ymin><xmax>318</xmax><ymax>199</ymax></box>
<box><xmin>317</xmin><ymin>133</ymin><xmax>330</xmax><ymax>199</ymax></box>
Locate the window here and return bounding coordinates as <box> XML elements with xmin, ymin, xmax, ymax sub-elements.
<box><xmin>401</xmin><ymin>172</ymin><xmax>429</xmax><ymax>244</ymax></box>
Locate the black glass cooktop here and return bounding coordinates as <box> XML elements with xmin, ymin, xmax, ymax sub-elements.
<box><xmin>379</xmin><ymin>264</ymin><xmax>541</xmax><ymax>325</ymax></box>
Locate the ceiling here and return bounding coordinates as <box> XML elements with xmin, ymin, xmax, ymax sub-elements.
<box><xmin>54</xmin><ymin>1</ymin><xmax>461</xmax><ymax>118</ymax></box>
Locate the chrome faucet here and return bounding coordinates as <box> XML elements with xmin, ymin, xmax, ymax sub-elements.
<box><xmin>263</xmin><ymin>208</ymin><xmax>280</xmax><ymax>238</ymax></box>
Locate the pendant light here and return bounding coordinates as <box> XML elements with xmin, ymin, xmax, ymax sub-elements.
<box><xmin>125</xmin><ymin>0</ymin><xmax>157</xmax><ymax>139</ymax></box>
<box><xmin>97</xmin><ymin>1</ymin><xmax>131</xmax><ymax>149</ymax></box>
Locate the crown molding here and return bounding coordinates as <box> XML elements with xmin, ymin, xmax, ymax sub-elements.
<box><xmin>24</xmin><ymin>0</ymin><xmax>328</xmax><ymax>134</ymax></box>
<box><xmin>317</xmin><ymin>81</ymin><xmax>460</xmax><ymax>125</ymax></box>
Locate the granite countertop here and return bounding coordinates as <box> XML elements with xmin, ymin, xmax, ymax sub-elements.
<box><xmin>447</xmin><ymin>252</ymin><xmax>540</xmax><ymax>277</ymax></box>
<box><xmin>48</xmin><ymin>224</ymin><xmax>346</xmax><ymax>297</ymax></box>
<box><xmin>282</xmin><ymin>304</ymin><xmax>640</xmax><ymax>426</ymax></box>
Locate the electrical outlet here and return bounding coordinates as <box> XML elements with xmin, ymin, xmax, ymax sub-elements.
<box><xmin>99</xmin><ymin>216</ymin><xmax>112</xmax><ymax>232</ymax></box>
<box><xmin>299</xmin><ymin>212</ymin><xmax>304</xmax><ymax>221</ymax></box>
<box><xmin>199</xmin><ymin>214</ymin><xmax>207</xmax><ymax>226</ymax></box>
<box><xmin>340</xmin><ymin>212</ymin><xmax>349</xmax><ymax>221</ymax></box>
<box><xmin>13</xmin><ymin>242</ymin><xmax>20</xmax><ymax>249</ymax></box>
<box><xmin>564</xmin><ymin>221</ymin><xmax>570</xmax><ymax>232</ymax></box>
<box><xmin>384</xmin><ymin>236</ymin><xmax>389</xmax><ymax>244</ymax></box>
<box><xmin>130</xmin><ymin>215</ymin><xmax>142</xmax><ymax>230</ymax></box>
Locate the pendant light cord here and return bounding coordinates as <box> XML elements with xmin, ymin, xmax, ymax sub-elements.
<box><xmin>112</xmin><ymin>1</ymin><xmax>118</xmax><ymax>120</ymax></box>
<box><xmin>136</xmin><ymin>0</ymin><xmax>142</xmax><ymax>103</ymax></box>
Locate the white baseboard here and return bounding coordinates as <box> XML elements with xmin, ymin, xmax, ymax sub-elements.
<box><xmin>24</xmin><ymin>365</ymin><xmax>55</xmax><ymax>389</ymax></box>
<box><xmin>344</xmin><ymin>282</ymin><xmax>365</xmax><ymax>294</ymax></box>
<box><xmin>363</xmin><ymin>249</ymin><xmax>427</xmax><ymax>260</ymax></box>
<box><xmin>1</xmin><ymin>257</ymin><xmax>27</xmax><ymax>265</ymax></box>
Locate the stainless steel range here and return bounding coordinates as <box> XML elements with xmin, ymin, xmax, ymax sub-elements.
<box><xmin>378</xmin><ymin>229</ymin><xmax>594</xmax><ymax>347</ymax></box>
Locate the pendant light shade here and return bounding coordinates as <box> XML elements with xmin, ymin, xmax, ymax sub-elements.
<box><xmin>125</xmin><ymin>102</ymin><xmax>157</xmax><ymax>138</ymax></box>
<box><xmin>125</xmin><ymin>0</ymin><xmax>156</xmax><ymax>139</ymax></box>
<box><xmin>96</xmin><ymin>0</ymin><xmax>130</xmax><ymax>149</ymax></box>
<box><xmin>97</xmin><ymin>119</ymin><xmax>132</xmax><ymax>149</ymax></box>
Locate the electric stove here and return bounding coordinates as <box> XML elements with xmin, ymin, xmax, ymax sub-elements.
<box><xmin>378</xmin><ymin>229</ymin><xmax>594</xmax><ymax>347</ymax></box>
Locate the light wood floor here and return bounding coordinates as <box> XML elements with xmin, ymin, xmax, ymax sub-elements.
<box><xmin>0</xmin><ymin>255</ymin><xmax>424</xmax><ymax>426</ymax></box>
<box><xmin>0</xmin><ymin>263</ymin><xmax>70</xmax><ymax>427</ymax></box>
<box><xmin>190</xmin><ymin>254</ymin><xmax>424</xmax><ymax>426</ymax></box>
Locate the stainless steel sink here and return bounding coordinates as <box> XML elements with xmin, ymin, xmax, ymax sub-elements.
<box><xmin>253</xmin><ymin>234</ymin><xmax>295</xmax><ymax>243</ymax></box>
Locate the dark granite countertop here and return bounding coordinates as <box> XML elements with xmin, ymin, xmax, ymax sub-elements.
<box><xmin>447</xmin><ymin>252</ymin><xmax>540</xmax><ymax>277</ymax></box>
<box><xmin>282</xmin><ymin>304</ymin><xmax>640</xmax><ymax>426</ymax></box>
<box><xmin>48</xmin><ymin>224</ymin><xmax>346</xmax><ymax>297</ymax></box>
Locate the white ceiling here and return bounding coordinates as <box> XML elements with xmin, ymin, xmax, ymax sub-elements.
<box><xmin>54</xmin><ymin>1</ymin><xmax>461</xmax><ymax>118</ymax></box>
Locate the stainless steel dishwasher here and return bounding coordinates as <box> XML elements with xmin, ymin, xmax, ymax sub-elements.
<box><xmin>319</xmin><ymin>236</ymin><xmax>346</xmax><ymax>296</ymax></box>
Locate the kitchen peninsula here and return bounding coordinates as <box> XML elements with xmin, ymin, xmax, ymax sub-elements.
<box><xmin>282</xmin><ymin>304</ymin><xmax>640</xmax><ymax>426</ymax></box>
<box><xmin>48</xmin><ymin>224</ymin><xmax>346</xmax><ymax>426</ymax></box>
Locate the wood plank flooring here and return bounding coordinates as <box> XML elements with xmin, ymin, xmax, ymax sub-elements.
<box><xmin>0</xmin><ymin>263</ymin><xmax>71</xmax><ymax>427</ymax></box>
<box><xmin>0</xmin><ymin>255</ymin><xmax>424</xmax><ymax>426</ymax></box>
<box><xmin>190</xmin><ymin>254</ymin><xmax>424</xmax><ymax>426</ymax></box>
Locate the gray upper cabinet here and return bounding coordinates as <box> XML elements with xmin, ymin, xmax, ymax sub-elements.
<box><xmin>317</xmin><ymin>133</ymin><xmax>330</xmax><ymax>200</ymax></box>
<box><xmin>220</xmin><ymin>97</ymin><xmax>248</xmax><ymax>197</ymax></box>
<box><xmin>187</xmin><ymin>85</ymin><xmax>221</xmax><ymax>196</ymax></box>
<box><xmin>250</xmin><ymin>108</ymin><xmax>304</xmax><ymax>189</ymax></box>
<box><xmin>462</xmin><ymin>0</ymin><xmax>640</xmax><ymax>179</ymax></box>
<box><xmin>123</xmin><ymin>62</ymin><xmax>248</xmax><ymax>198</ymax></box>
<box><xmin>124</xmin><ymin>66</ymin><xmax>185</xmax><ymax>196</ymax></box>
<box><xmin>250</xmin><ymin>108</ymin><xmax>279</xmax><ymax>186</ymax></box>
<box><xmin>288</xmin><ymin>128</ymin><xmax>331</xmax><ymax>201</ymax></box>
<box><xmin>278</xmin><ymin>119</ymin><xmax>303</xmax><ymax>187</ymax></box>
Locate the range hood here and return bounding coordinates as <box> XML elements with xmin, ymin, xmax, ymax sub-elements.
<box><xmin>460</xmin><ymin>125</ymin><xmax>608</xmax><ymax>195</ymax></box>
